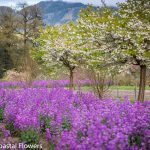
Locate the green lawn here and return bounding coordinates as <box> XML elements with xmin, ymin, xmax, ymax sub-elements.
<box><xmin>80</xmin><ymin>85</ymin><xmax>150</xmax><ymax>91</ymax></box>
<box><xmin>110</xmin><ymin>86</ymin><xmax>150</xmax><ymax>90</ymax></box>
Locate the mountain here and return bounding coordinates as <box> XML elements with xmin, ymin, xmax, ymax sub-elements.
<box><xmin>36</xmin><ymin>1</ymin><xmax>87</xmax><ymax>26</ymax></box>
<box><xmin>0</xmin><ymin>6</ymin><xmax>13</xmax><ymax>14</ymax></box>
<box><xmin>0</xmin><ymin>1</ymin><xmax>117</xmax><ymax>26</ymax></box>
<box><xmin>0</xmin><ymin>1</ymin><xmax>87</xmax><ymax>26</ymax></box>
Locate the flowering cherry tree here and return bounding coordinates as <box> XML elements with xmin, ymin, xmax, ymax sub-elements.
<box><xmin>76</xmin><ymin>0</ymin><xmax>150</xmax><ymax>102</ymax></box>
<box><xmin>35</xmin><ymin>23</ymin><xmax>81</xmax><ymax>89</ymax></box>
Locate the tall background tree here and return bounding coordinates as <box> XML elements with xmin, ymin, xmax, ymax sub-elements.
<box><xmin>16</xmin><ymin>2</ymin><xmax>43</xmax><ymax>73</ymax></box>
<box><xmin>0</xmin><ymin>7</ymin><xmax>20</xmax><ymax>77</ymax></box>
<box><xmin>75</xmin><ymin>0</ymin><xmax>150</xmax><ymax>102</ymax></box>
<box><xmin>117</xmin><ymin>0</ymin><xmax>150</xmax><ymax>102</ymax></box>
<box><xmin>34</xmin><ymin>23</ymin><xmax>81</xmax><ymax>89</ymax></box>
<box><xmin>0</xmin><ymin>3</ymin><xmax>43</xmax><ymax>80</ymax></box>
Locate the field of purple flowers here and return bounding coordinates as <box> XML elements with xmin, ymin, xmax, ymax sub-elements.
<box><xmin>0</xmin><ymin>83</ymin><xmax>149</xmax><ymax>149</ymax></box>
<box><xmin>0</xmin><ymin>80</ymin><xmax>91</xmax><ymax>89</ymax></box>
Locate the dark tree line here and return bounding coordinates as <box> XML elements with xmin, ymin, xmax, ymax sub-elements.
<box><xmin>0</xmin><ymin>3</ymin><xmax>43</xmax><ymax>78</ymax></box>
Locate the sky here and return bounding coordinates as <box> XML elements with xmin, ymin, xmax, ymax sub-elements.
<box><xmin>0</xmin><ymin>0</ymin><xmax>126</xmax><ymax>7</ymax></box>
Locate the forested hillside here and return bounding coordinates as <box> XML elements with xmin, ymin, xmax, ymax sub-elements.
<box><xmin>0</xmin><ymin>4</ymin><xmax>43</xmax><ymax>78</ymax></box>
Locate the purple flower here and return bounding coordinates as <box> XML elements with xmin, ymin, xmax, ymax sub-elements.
<box><xmin>0</xmin><ymin>83</ymin><xmax>149</xmax><ymax>149</ymax></box>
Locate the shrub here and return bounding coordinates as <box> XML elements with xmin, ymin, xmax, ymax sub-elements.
<box><xmin>20</xmin><ymin>129</ymin><xmax>39</xmax><ymax>145</ymax></box>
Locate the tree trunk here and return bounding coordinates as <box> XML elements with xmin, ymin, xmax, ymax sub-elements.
<box><xmin>138</xmin><ymin>65</ymin><xmax>146</xmax><ymax>102</ymax></box>
<box><xmin>69</xmin><ymin>69</ymin><xmax>74</xmax><ymax>90</ymax></box>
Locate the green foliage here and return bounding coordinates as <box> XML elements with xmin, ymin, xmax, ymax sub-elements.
<box><xmin>62</xmin><ymin>118</ymin><xmax>71</xmax><ymax>131</ymax></box>
<box><xmin>128</xmin><ymin>134</ymin><xmax>142</xmax><ymax>147</ymax></box>
<box><xmin>40</xmin><ymin>115</ymin><xmax>51</xmax><ymax>133</ymax></box>
<box><xmin>5</xmin><ymin>122</ymin><xmax>16</xmax><ymax>135</ymax></box>
<box><xmin>71</xmin><ymin>1</ymin><xmax>150</xmax><ymax>102</ymax></box>
<box><xmin>77</xmin><ymin>130</ymin><xmax>84</xmax><ymax>142</ymax></box>
<box><xmin>76</xmin><ymin>1</ymin><xmax>150</xmax><ymax>71</ymax></box>
<box><xmin>5</xmin><ymin>122</ymin><xmax>21</xmax><ymax>136</ymax></box>
<box><xmin>48</xmin><ymin>140</ymin><xmax>56</xmax><ymax>150</ymax></box>
<box><xmin>0</xmin><ymin>48</ymin><xmax>13</xmax><ymax>78</ymax></box>
<box><xmin>0</xmin><ymin>108</ymin><xmax>4</xmax><ymax>122</ymax></box>
<box><xmin>0</xmin><ymin>4</ymin><xmax>43</xmax><ymax>78</ymax></box>
<box><xmin>20</xmin><ymin>129</ymin><xmax>39</xmax><ymax>145</ymax></box>
<box><xmin>34</xmin><ymin>22</ymin><xmax>81</xmax><ymax>83</ymax></box>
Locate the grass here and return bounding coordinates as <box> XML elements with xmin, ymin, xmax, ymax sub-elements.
<box><xmin>80</xmin><ymin>85</ymin><xmax>150</xmax><ymax>91</ymax></box>
<box><xmin>110</xmin><ymin>86</ymin><xmax>150</xmax><ymax>90</ymax></box>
